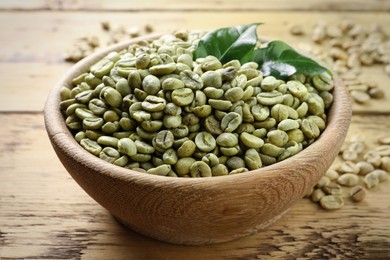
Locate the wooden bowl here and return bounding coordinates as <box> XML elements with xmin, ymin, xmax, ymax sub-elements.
<box><xmin>44</xmin><ymin>34</ymin><xmax>351</xmax><ymax>245</ymax></box>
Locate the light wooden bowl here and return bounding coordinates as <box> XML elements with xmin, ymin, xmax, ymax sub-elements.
<box><xmin>44</xmin><ymin>34</ymin><xmax>351</xmax><ymax>245</ymax></box>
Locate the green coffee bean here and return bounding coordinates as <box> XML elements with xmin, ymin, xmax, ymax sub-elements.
<box><xmin>177</xmin><ymin>140</ymin><xmax>196</xmax><ymax>157</ymax></box>
<box><xmin>164</xmin><ymin>102</ymin><xmax>181</xmax><ymax>116</ymax></box>
<box><xmin>220</xmin><ymin>145</ymin><xmax>240</xmax><ymax>156</ymax></box>
<box><xmin>251</xmin><ymin>105</ymin><xmax>270</xmax><ymax>121</ymax></box>
<box><xmin>133</xmin><ymin>140</ymin><xmax>154</xmax><ymax>154</ymax></box>
<box><xmin>99</xmin><ymin>147</ymin><xmax>120</xmax><ymax>163</ymax></box>
<box><xmin>221</xmin><ymin>112</ymin><xmax>242</xmax><ymax>132</ymax></box>
<box><xmin>180</xmin><ymin>70</ymin><xmax>203</xmax><ymax>90</ymax></box>
<box><xmin>190</xmin><ymin>161</ymin><xmax>212</xmax><ymax>177</ymax></box>
<box><xmin>307</xmin><ymin>115</ymin><xmax>326</xmax><ymax>130</ymax></box>
<box><xmin>66</xmin><ymin>103</ymin><xmax>86</xmax><ymax>116</ymax></box>
<box><xmin>195</xmin><ymin>132</ymin><xmax>216</xmax><ymax>152</ymax></box>
<box><xmin>142</xmin><ymin>75</ymin><xmax>161</xmax><ymax>95</ymax></box>
<box><xmin>312</xmin><ymin>74</ymin><xmax>334</xmax><ymax>91</ymax></box>
<box><xmin>60</xmin><ymin>98</ymin><xmax>76</xmax><ymax>111</ymax></box>
<box><xmin>175</xmin><ymin>157</ymin><xmax>197</xmax><ymax>176</ymax></box>
<box><xmin>75</xmin><ymin>131</ymin><xmax>86</xmax><ymax>143</ymax></box>
<box><xmin>208</xmin><ymin>99</ymin><xmax>233</xmax><ymax>111</ymax></box>
<box><xmin>311</xmin><ymin>188</ymin><xmax>326</xmax><ymax>202</ymax></box>
<box><xmin>153</xmin><ymin>130</ymin><xmax>174</xmax><ymax>151</ymax></box>
<box><xmin>224</xmin><ymin>87</ymin><xmax>244</xmax><ymax>102</ymax></box>
<box><xmin>350</xmin><ymin>186</ymin><xmax>366</xmax><ymax>202</ymax></box>
<box><xmin>103</xmin><ymin>88</ymin><xmax>122</xmax><ymax>108</ymax></box>
<box><xmin>102</xmin><ymin>121</ymin><xmax>119</xmax><ymax>134</ymax></box>
<box><xmin>253</xmin><ymin>118</ymin><xmax>276</xmax><ymax>129</ymax></box>
<box><xmin>162</xmin><ymin>77</ymin><xmax>185</xmax><ymax>91</ymax></box>
<box><xmin>337</xmin><ymin>173</ymin><xmax>359</xmax><ymax>187</ymax></box>
<box><xmin>147</xmin><ymin>164</ymin><xmax>171</xmax><ymax>176</ymax></box>
<box><xmin>267</xmin><ymin>130</ymin><xmax>289</xmax><ymax>147</ymax></box>
<box><xmin>201</xmin><ymin>71</ymin><xmax>222</xmax><ymax>88</ymax></box>
<box><xmin>91</xmin><ymin>59</ymin><xmax>114</xmax><ymax>78</ymax></box>
<box><xmin>141</xmin><ymin>95</ymin><xmax>166</xmax><ymax>112</ymax></box>
<box><xmin>112</xmin><ymin>155</ymin><xmax>128</xmax><ymax>167</ymax></box>
<box><xmin>103</xmin><ymin>110</ymin><xmax>120</xmax><ymax>122</ymax></box>
<box><xmin>216</xmin><ymin>133</ymin><xmax>238</xmax><ymax>147</ymax></box>
<box><xmin>85</xmin><ymin>130</ymin><xmax>103</xmax><ymax>140</ymax></box>
<box><xmin>149</xmin><ymin>63</ymin><xmax>177</xmax><ymax>75</ymax></box>
<box><xmin>287</xmin><ymin>129</ymin><xmax>305</xmax><ymax>143</ymax></box>
<box><xmin>80</xmin><ymin>138</ymin><xmax>102</xmax><ymax>156</ymax></box>
<box><xmin>322</xmin><ymin>183</ymin><xmax>342</xmax><ymax>195</ymax></box>
<box><xmin>261</xmin><ymin>76</ymin><xmax>280</xmax><ymax>91</ymax></box>
<box><xmin>136</xmin><ymin>53</ymin><xmax>151</xmax><ymax>69</ymax></box>
<box><xmin>271</xmin><ymin>104</ymin><xmax>289</xmax><ymax>122</ymax></box>
<box><xmin>237</xmin><ymin>67</ymin><xmax>260</xmax><ymax>80</ymax></box>
<box><xmin>113</xmin><ymin>131</ymin><xmax>132</xmax><ymax>139</ymax></box>
<box><xmin>118</xmin><ymin>138</ymin><xmax>137</xmax><ymax>156</ymax></box>
<box><xmin>296</xmin><ymin>102</ymin><xmax>308</xmax><ymax>118</ymax></box>
<box><xmin>253</xmin><ymin>128</ymin><xmax>267</xmax><ymax>139</ymax></box>
<box><xmin>177</xmin><ymin>54</ymin><xmax>193</xmax><ymax>68</ymax></box>
<box><xmin>75</xmin><ymin>90</ymin><xmax>94</xmax><ymax>104</ymax></box>
<box><xmin>260</xmin><ymin>143</ymin><xmax>285</xmax><ymax>158</ymax></box>
<box><xmin>240</xmin><ymin>132</ymin><xmax>264</xmax><ymax>148</ymax></box>
<box><xmin>307</xmin><ymin>98</ymin><xmax>324</xmax><ymax>116</ymax></box>
<box><xmin>89</xmin><ymin>98</ymin><xmax>108</xmax><ymax>116</ymax></box>
<box><xmin>97</xmin><ymin>136</ymin><xmax>119</xmax><ymax>147</ymax></box>
<box><xmin>203</xmin><ymin>87</ymin><xmax>224</xmax><ymax>99</ymax></box>
<box><xmin>226</xmin><ymin>156</ymin><xmax>245</xmax><ymax>170</ymax></box>
<box><xmin>130</xmin><ymin>153</ymin><xmax>152</xmax><ymax>163</ymax></box>
<box><xmin>75</xmin><ymin>108</ymin><xmax>97</xmax><ymax>120</ymax></box>
<box><xmin>244</xmin><ymin>148</ymin><xmax>262</xmax><ymax>170</ymax></box>
<box><xmin>319</xmin><ymin>91</ymin><xmax>334</xmax><ymax>109</ymax></box>
<box><xmin>202</xmin><ymin>153</ymin><xmax>220</xmax><ymax>167</ymax></box>
<box><xmin>211</xmin><ymin>164</ymin><xmax>228</xmax><ymax>176</ymax></box>
<box><xmin>278</xmin><ymin>119</ymin><xmax>300</xmax><ymax>131</ymax></box>
<box><xmin>128</xmin><ymin>70</ymin><xmax>142</xmax><ymax>90</ymax></box>
<box><xmin>320</xmin><ymin>195</ymin><xmax>344</xmax><ymax>210</ymax></box>
<box><xmin>371</xmin><ymin>169</ymin><xmax>388</xmax><ymax>182</ymax></box>
<box><xmin>172</xmin><ymin>88</ymin><xmax>194</xmax><ymax>106</ymax></box>
<box><xmin>257</xmin><ymin>91</ymin><xmax>284</xmax><ymax>106</ymax></box>
<box><xmin>201</xmin><ymin>56</ymin><xmax>222</xmax><ymax>71</ymax></box>
<box><xmin>301</xmin><ymin>119</ymin><xmax>320</xmax><ymax>139</ymax></box>
<box><xmin>287</xmin><ymin>80</ymin><xmax>308</xmax><ymax>98</ymax></box>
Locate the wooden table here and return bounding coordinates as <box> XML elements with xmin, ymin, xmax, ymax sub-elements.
<box><xmin>1</xmin><ymin>1</ymin><xmax>390</xmax><ymax>259</ymax></box>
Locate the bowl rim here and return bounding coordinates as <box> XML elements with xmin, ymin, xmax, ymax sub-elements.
<box><xmin>44</xmin><ymin>33</ymin><xmax>352</xmax><ymax>186</ymax></box>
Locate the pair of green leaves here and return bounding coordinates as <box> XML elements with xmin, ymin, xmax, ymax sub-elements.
<box><xmin>193</xmin><ymin>23</ymin><xmax>332</xmax><ymax>79</ymax></box>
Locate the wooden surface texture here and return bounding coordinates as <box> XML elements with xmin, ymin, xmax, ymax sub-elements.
<box><xmin>0</xmin><ymin>0</ymin><xmax>389</xmax><ymax>259</ymax></box>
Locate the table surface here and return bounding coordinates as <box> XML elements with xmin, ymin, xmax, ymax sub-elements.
<box><xmin>1</xmin><ymin>1</ymin><xmax>390</xmax><ymax>259</ymax></box>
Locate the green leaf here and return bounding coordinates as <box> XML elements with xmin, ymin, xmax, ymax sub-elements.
<box><xmin>253</xmin><ymin>40</ymin><xmax>332</xmax><ymax>79</ymax></box>
<box><xmin>194</xmin><ymin>23</ymin><xmax>261</xmax><ymax>64</ymax></box>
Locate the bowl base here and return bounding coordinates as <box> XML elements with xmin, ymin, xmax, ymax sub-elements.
<box><xmin>112</xmin><ymin>209</ymin><xmax>289</xmax><ymax>245</ymax></box>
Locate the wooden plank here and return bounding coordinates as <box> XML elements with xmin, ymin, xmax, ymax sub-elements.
<box><xmin>1</xmin><ymin>0</ymin><xmax>390</xmax><ymax>11</ymax></box>
<box><xmin>0</xmin><ymin>113</ymin><xmax>389</xmax><ymax>258</ymax></box>
<box><xmin>1</xmin><ymin>11</ymin><xmax>390</xmax><ymax>112</ymax></box>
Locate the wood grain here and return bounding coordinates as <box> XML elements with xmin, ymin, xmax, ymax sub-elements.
<box><xmin>1</xmin><ymin>11</ymin><xmax>390</xmax><ymax>112</ymax></box>
<box><xmin>1</xmin><ymin>114</ymin><xmax>389</xmax><ymax>258</ymax></box>
<box><xmin>1</xmin><ymin>0</ymin><xmax>390</xmax><ymax>257</ymax></box>
<box><xmin>1</xmin><ymin>0</ymin><xmax>390</xmax><ymax>11</ymax></box>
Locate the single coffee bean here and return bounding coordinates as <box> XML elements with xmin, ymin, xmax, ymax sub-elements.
<box><xmin>195</xmin><ymin>132</ymin><xmax>216</xmax><ymax>152</ymax></box>
<box><xmin>320</xmin><ymin>195</ymin><xmax>344</xmax><ymax>210</ymax></box>
<box><xmin>190</xmin><ymin>161</ymin><xmax>212</xmax><ymax>177</ymax></box>
<box><xmin>147</xmin><ymin>164</ymin><xmax>171</xmax><ymax>176</ymax></box>
<box><xmin>350</xmin><ymin>185</ymin><xmax>366</xmax><ymax>202</ymax></box>
<box><xmin>118</xmin><ymin>138</ymin><xmax>137</xmax><ymax>156</ymax></box>
<box><xmin>240</xmin><ymin>132</ymin><xmax>264</xmax><ymax>149</ymax></box>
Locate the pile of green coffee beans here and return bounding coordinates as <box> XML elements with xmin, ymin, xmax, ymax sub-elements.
<box><xmin>60</xmin><ymin>31</ymin><xmax>334</xmax><ymax>177</ymax></box>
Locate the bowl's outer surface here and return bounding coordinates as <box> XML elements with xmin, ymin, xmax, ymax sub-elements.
<box><xmin>44</xmin><ymin>34</ymin><xmax>352</xmax><ymax>245</ymax></box>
